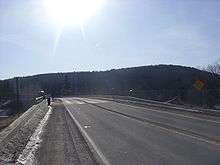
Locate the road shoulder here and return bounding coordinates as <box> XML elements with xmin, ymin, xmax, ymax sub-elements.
<box><xmin>35</xmin><ymin>100</ymin><xmax>98</xmax><ymax>165</ymax></box>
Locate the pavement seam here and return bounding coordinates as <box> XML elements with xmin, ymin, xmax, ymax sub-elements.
<box><xmin>79</xmin><ymin>99</ymin><xmax>220</xmax><ymax>147</ymax></box>
<box><xmin>91</xmin><ymin>96</ymin><xmax>220</xmax><ymax>117</ymax></box>
<box><xmin>114</xmin><ymin>101</ymin><xmax>220</xmax><ymax>124</ymax></box>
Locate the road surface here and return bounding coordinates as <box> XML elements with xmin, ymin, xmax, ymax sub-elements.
<box><xmin>39</xmin><ymin>97</ymin><xmax>220</xmax><ymax>165</ymax></box>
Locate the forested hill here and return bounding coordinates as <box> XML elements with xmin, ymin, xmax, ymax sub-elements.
<box><xmin>1</xmin><ymin>64</ymin><xmax>220</xmax><ymax>111</ymax></box>
<box><xmin>33</xmin><ymin>64</ymin><xmax>219</xmax><ymax>96</ymax></box>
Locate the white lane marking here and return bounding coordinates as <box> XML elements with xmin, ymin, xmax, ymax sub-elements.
<box><xmin>66</xmin><ymin>100</ymin><xmax>220</xmax><ymax>148</ymax></box>
<box><xmin>64</xmin><ymin>104</ymin><xmax>111</xmax><ymax>165</ymax></box>
<box><xmin>64</xmin><ymin>97</ymin><xmax>109</xmax><ymax>104</ymax></box>
<box><xmin>64</xmin><ymin>100</ymin><xmax>73</xmax><ymax>104</ymax></box>
<box><xmin>114</xmin><ymin>102</ymin><xmax>220</xmax><ymax>124</ymax></box>
<box><xmin>16</xmin><ymin>106</ymin><xmax>52</xmax><ymax>165</ymax></box>
<box><xmin>65</xmin><ymin>100</ymin><xmax>85</xmax><ymax>105</ymax></box>
<box><xmin>84</xmin><ymin>125</ymin><xmax>91</xmax><ymax>129</ymax></box>
<box><xmin>79</xmin><ymin>98</ymin><xmax>109</xmax><ymax>104</ymax></box>
<box><xmin>74</xmin><ymin>100</ymin><xmax>85</xmax><ymax>104</ymax></box>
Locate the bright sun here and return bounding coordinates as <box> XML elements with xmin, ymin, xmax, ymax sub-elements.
<box><xmin>44</xmin><ymin>0</ymin><xmax>105</xmax><ymax>27</ymax></box>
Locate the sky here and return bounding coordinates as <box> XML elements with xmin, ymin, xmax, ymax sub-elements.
<box><xmin>0</xmin><ymin>0</ymin><xmax>220</xmax><ymax>79</ymax></box>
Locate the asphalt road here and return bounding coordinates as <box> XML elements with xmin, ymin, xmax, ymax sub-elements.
<box><xmin>61</xmin><ymin>97</ymin><xmax>220</xmax><ymax>165</ymax></box>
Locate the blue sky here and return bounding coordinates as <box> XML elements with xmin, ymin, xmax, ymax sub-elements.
<box><xmin>0</xmin><ymin>0</ymin><xmax>220</xmax><ymax>79</ymax></box>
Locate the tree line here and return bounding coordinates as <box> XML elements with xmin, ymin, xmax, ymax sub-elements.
<box><xmin>0</xmin><ymin>64</ymin><xmax>220</xmax><ymax>114</ymax></box>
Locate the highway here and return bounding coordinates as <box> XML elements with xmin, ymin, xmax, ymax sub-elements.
<box><xmin>61</xmin><ymin>97</ymin><xmax>220</xmax><ymax>165</ymax></box>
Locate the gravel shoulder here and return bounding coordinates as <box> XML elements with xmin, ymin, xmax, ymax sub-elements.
<box><xmin>35</xmin><ymin>99</ymin><xmax>98</xmax><ymax>165</ymax></box>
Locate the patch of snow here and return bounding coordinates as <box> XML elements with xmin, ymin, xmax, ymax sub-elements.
<box><xmin>16</xmin><ymin>106</ymin><xmax>52</xmax><ymax>165</ymax></box>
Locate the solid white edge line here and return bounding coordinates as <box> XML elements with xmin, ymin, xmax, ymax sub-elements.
<box><xmin>63</xmin><ymin>103</ymin><xmax>111</xmax><ymax>165</ymax></box>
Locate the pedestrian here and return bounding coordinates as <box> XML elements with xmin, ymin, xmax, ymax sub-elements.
<box><xmin>47</xmin><ymin>97</ymin><xmax>51</xmax><ymax>106</ymax></box>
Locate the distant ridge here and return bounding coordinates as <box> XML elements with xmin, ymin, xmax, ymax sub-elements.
<box><xmin>1</xmin><ymin>64</ymin><xmax>220</xmax><ymax>113</ymax></box>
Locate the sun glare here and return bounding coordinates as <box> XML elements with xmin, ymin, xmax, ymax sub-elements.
<box><xmin>44</xmin><ymin>0</ymin><xmax>105</xmax><ymax>27</ymax></box>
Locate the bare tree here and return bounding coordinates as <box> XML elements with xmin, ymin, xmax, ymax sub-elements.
<box><xmin>205</xmin><ymin>60</ymin><xmax>220</xmax><ymax>75</ymax></box>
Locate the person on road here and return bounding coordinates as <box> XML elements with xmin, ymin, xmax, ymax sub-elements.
<box><xmin>47</xmin><ymin>97</ymin><xmax>51</xmax><ymax>106</ymax></box>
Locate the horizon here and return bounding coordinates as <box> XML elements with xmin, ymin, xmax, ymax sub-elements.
<box><xmin>0</xmin><ymin>63</ymin><xmax>203</xmax><ymax>81</ymax></box>
<box><xmin>1</xmin><ymin>0</ymin><xmax>220</xmax><ymax>79</ymax></box>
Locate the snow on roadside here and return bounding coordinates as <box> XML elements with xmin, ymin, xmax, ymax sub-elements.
<box><xmin>16</xmin><ymin>106</ymin><xmax>52</xmax><ymax>165</ymax></box>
